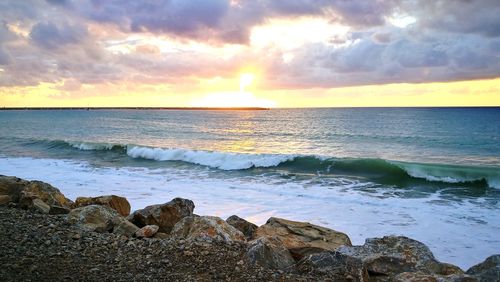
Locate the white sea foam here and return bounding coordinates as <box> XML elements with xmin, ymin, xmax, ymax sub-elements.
<box><xmin>1</xmin><ymin>156</ymin><xmax>499</xmax><ymax>269</ymax></box>
<box><xmin>68</xmin><ymin>141</ymin><xmax>117</xmax><ymax>151</ymax></box>
<box><xmin>126</xmin><ymin>146</ymin><xmax>296</xmax><ymax>170</ymax></box>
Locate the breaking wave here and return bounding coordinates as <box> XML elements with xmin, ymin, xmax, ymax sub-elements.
<box><xmin>17</xmin><ymin>139</ymin><xmax>500</xmax><ymax>188</ymax></box>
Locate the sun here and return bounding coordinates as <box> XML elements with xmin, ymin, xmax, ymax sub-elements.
<box><xmin>239</xmin><ymin>73</ymin><xmax>255</xmax><ymax>92</ymax></box>
<box><xmin>191</xmin><ymin>72</ymin><xmax>276</xmax><ymax>108</ymax></box>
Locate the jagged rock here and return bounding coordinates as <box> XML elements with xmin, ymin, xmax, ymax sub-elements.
<box><xmin>394</xmin><ymin>272</ymin><xmax>478</xmax><ymax>282</ymax></box>
<box><xmin>0</xmin><ymin>175</ymin><xmax>29</xmax><ymax>202</ymax></box>
<box><xmin>49</xmin><ymin>205</ymin><xmax>71</xmax><ymax>215</ymax></box>
<box><xmin>32</xmin><ymin>198</ymin><xmax>51</xmax><ymax>214</ymax></box>
<box><xmin>255</xmin><ymin>217</ymin><xmax>352</xmax><ymax>260</ymax></box>
<box><xmin>135</xmin><ymin>225</ymin><xmax>159</xmax><ymax>238</ymax></box>
<box><xmin>297</xmin><ymin>251</ymin><xmax>370</xmax><ymax>281</ymax></box>
<box><xmin>226</xmin><ymin>215</ymin><xmax>258</xmax><ymax>240</ymax></box>
<box><xmin>113</xmin><ymin>219</ymin><xmax>139</xmax><ymax>237</ymax></box>
<box><xmin>20</xmin><ymin>180</ymin><xmax>73</xmax><ymax>208</ymax></box>
<box><xmin>246</xmin><ymin>236</ymin><xmax>295</xmax><ymax>270</ymax></box>
<box><xmin>467</xmin><ymin>254</ymin><xmax>500</xmax><ymax>281</ymax></box>
<box><xmin>67</xmin><ymin>205</ymin><xmax>123</xmax><ymax>233</ymax></box>
<box><xmin>170</xmin><ymin>216</ymin><xmax>245</xmax><ymax>243</ymax></box>
<box><xmin>127</xmin><ymin>198</ymin><xmax>194</xmax><ymax>233</ymax></box>
<box><xmin>0</xmin><ymin>195</ymin><xmax>11</xmax><ymax>205</ymax></box>
<box><xmin>337</xmin><ymin>236</ymin><xmax>464</xmax><ymax>280</ymax></box>
<box><xmin>75</xmin><ymin>195</ymin><xmax>131</xmax><ymax>216</ymax></box>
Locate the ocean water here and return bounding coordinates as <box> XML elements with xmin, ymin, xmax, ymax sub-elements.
<box><xmin>0</xmin><ymin>108</ymin><xmax>499</xmax><ymax>269</ymax></box>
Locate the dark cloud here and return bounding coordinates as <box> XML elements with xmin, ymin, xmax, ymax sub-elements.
<box><xmin>0</xmin><ymin>0</ymin><xmax>499</xmax><ymax>90</ymax></box>
<box><xmin>30</xmin><ymin>22</ymin><xmax>88</xmax><ymax>49</ymax></box>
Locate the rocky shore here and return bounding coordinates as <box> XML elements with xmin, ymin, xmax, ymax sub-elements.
<box><xmin>1</xmin><ymin>175</ymin><xmax>498</xmax><ymax>281</ymax></box>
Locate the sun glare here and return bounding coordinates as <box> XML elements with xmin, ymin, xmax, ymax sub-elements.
<box><xmin>239</xmin><ymin>73</ymin><xmax>255</xmax><ymax>92</ymax></box>
<box><xmin>191</xmin><ymin>73</ymin><xmax>276</xmax><ymax>108</ymax></box>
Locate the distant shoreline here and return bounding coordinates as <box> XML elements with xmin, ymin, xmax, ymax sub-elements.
<box><xmin>0</xmin><ymin>107</ymin><xmax>270</xmax><ymax>111</ymax></box>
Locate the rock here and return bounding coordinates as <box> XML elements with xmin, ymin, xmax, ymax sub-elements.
<box><xmin>337</xmin><ymin>236</ymin><xmax>463</xmax><ymax>280</ymax></box>
<box><xmin>170</xmin><ymin>216</ymin><xmax>245</xmax><ymax>243</ymax></box>
<box><xmin>75</xmin><ymin>195</ymin><xmax>131</xmax><ymax>216</ymax></box>
<box><xmin>32</xmin><ymin>198</ymin><xmax>51</xmax><ymax>214</ymax></box>
<box><xmin>127</xmin><ymin>198</ymin><xmax>194</xmax><ymax>233</ymax></box>
<box><xmin>246</xmin><ymin>236</ymin><xmax>295</xmax><ymax>270</ymax></box>
<box><xmin>255</xmin><ymin>217</ymin><xmax>352</xmax><ymax>260</ymax></box>
<box><xmin>297</xmin><ymin>251</ymin><xmax>369</xmax><ymax>281</ymax></box>
<box><xmin>0</xmin><ymin>175</ymin><xmax>29</xmax><ymax>202</ymax></box>
<box><xmin>67</xmin><ymin>205</ymin><xmax>123</xmax><ymax>233</ymax></box>
<box><xmin>113</xmin><ymin>220</ymin><xmax>139</xmax><ymax>237</ymax></box>
<box><xmin>226</xmin><ymin>215</ymin><xmax>258</xmax><ymax>240</ymax></box>
<box><xmin>466</xmin><ymin>254</ymin><xmax>500</xmax><ymax>281</ymax></box>
<box><xmin>20</xmin><ymin>180</ymin><xmax>73</xmax><ymax>208</ymax></box>
<box><xmin>49</xmin><ymin>205</ymin><xmax>71</xmax><ymax>215</ymax></box>
<box><xmin>135</xmin><ymin>225</ymin><xmax>159</xmax><ymax>238</ymax></box>
<box><xmin>0</xmin><ymin>195</ymin><xmax>11</xmax><ymax>205</ymax></box>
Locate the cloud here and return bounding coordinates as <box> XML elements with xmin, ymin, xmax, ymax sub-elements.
<box><xmin>0</xmin><ymin>0</ymin><xmax>499</xmax><ymax>92</ymax></box>
<box><xmin>30</xmin><ymin>22</ymin><xmax>88</xmax><ymax>49</ymax></box>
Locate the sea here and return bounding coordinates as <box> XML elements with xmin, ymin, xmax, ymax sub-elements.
<box><xmin>0</xmin><ymin>107</ymin><xmax>499</xmax><ymax>269</ymax></box>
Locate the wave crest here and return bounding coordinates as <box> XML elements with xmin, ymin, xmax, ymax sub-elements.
<box><xmin>126</xmin><ymin>146</ymin><xmax>296</xmax><ymax>170</ymax></box>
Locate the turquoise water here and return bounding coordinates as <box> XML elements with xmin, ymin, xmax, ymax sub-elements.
<box><xmin>0</xmin><ymin>108</ymin><xmax>499</xmax><ymax>189</ymax></box>
<box><xmin>0</xmin><ymin>108</ymin><xmax>499</xmax><ymax>268</ymax></box>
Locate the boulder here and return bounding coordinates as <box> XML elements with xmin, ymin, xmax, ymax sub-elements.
<box><xmin>75</xmin><ymin>195</ymin><xmax>131</xmax><ymax>216</ymax></box>
<box><xmin>0</xmin><ymin>175</ymin><xmax>29</xmax><ymax>202</ymax></box>
<box><xmin>226</xmin><ymin>215</ymin><xmax>258</xmax><ymax>240</ymax></box>
<box><xmin>337</xmin><ymin>236</ymin><xmax>464</xmax><ymax>280</ymax></box>
<box><xmin>255</xmin><ymin>217</ymin><xmax>352</xmax><ymax>260</ymax></box>
<box><xmin>32</xmin><ymin>198</ymin><xmax>51</xmax><ymax>214</ymax></box>
<box><xmin>127</xmin><ymin>198</ymin><xmax>194</xmax><ymax>233</ymax></box>
<box><xmin>49</xmin><ymin>205</ymin><xmax>71</xmax><ymax>215</ymax></box>
<box><xmin>154</xmin><ymin>232</ymin><xmax>169</xmax><ymax>239</ymax></box>
<box><xmin>0</xmin><ymin>195</ymin><xmax>11</xmax><ymax>205</ymax></box>
<box><xmin>67</xmin><ymin>205</ymin><xmax>123</xmax><ymax>233</ymax></box>
<box><xmin>170</xmin><ymin>216</ymin><xmax>245</xmax><ymax>243</ymax></box>
<box><xmin>297</xmin><ymin>251</ymin><xmax>369</xmax><ymax>281</ymax></box>
<box><xmin>135</xmin><ymin>225</ymin><xmax>159</xmax><ymax>238</ymax></box>
<box><xmin>20</xmin><ymin>180</ymin><xmax>73</xmax><ymax>208</ymax></box>
<box><xmin>113</xmin><ymin>220</ymin><xmax>140</xmax><ymax>237</ymax></box>
<box><xmin>246</xmin><ymin>236</ymin><xmax>295</xmax><ymax>270</ymax></box>
<box><xmin>466</xmin><ymin>254</ymin><xmax>500</xmax><ymax>281</ymax></box>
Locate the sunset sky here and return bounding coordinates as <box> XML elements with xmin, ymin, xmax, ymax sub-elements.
<box><xmin>0</xmin><ymin>0</ymin><xmax>499</xmax><ymax>107</ymax></box>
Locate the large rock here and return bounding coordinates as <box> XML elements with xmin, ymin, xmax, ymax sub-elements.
<box><xmin>67</xmin><ymin>205</ymin><xmax>123</xmax><ymax>233</ymax></box>
<box><xmin>246</xmin><ymin>236</ymin><xmax>296</xmax><ymax>270</ymax></box>
<box><xmin>127</xmin><ymin>198</ymin><xmax>194</xmax><ymax>233</ymax></box>
<box><xmin>255</xmin><ymin>217</ymin><xmax>352</xmax><ymax>260</ymax></box>
<box><xmin>338</xmin><ymin>236</ymin><xmax>464</xmax><ymax>280</ymax></box>
<box><xmin>19</xmin><ymin>180</ymin><xmax>73</xmax><ymax>208</ymax></box>
<box><xmin>113</xmin><ymin>220</ymin><xmax>140</xmax><ymax>237</ymax></box>
<box><xmin>170</xmin><ymin>216</ymin><xmax>245</xmax><ymax>243</ymax></box>
<box><xmin>75</xmin><ymin>195</ymin><xmax>131</xmax><ymax>216</ymax></box>
<box><xmin>0</xmin><ymin>195</ymin><xmax>11</xmax><ymax>205</ymax></box>
<box><xmin>297</xmin><ymin>251</ymin><xmax>370</xmax><ymax>281</ymax></box>
<box><xmin>0</xmin><ymin>175</ymin><xmax>29</xmax><ymax>202</ymax></box>
<box><xmin>226</xmin><ymin>215</ymin><xmax>258</xmax><ymax>240</ymax></box>
<box><xmin>466</xmin><ymin>254</ymin><xmax>500</xmax><ymax>281</ymax></box>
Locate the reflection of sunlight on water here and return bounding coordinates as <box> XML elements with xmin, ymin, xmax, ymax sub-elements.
<box><xmin>191</xmin><ymin>91</ymin><xmax>276</xmax><ymax>108</ymax></box>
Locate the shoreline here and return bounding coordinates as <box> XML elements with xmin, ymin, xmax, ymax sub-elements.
<box><xmin>1</xmin><ymin>175</ymin><xmax>498</xmax><ymax>281</ymax></box>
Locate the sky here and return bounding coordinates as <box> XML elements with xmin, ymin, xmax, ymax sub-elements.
<box><xmin>0</xmin><ymin>0</ymin><xmax>499</xmax><ymax>107</ymax></box>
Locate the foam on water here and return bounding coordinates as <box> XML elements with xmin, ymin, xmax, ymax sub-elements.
<box><xmin>126</xmin><ymin>145</ymin><xmax>297</xmax><ymax>170</ymax></box>
<box><xmin>1</xmin><ymin>156</ymin><xmax>498</xmax><ymax>270</ymax></box>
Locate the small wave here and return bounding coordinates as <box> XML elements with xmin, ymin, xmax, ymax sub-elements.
<box><xmin>21</xmin><ymin>138</ymin><xmax>500</xmax><ymax>188</ymax></box>
<box><xmin>67</xmin><ymin>141</ymin><xmax>125</xmax><ymax>151</ymax></box>
<box><xmin>126</xmin><ymin>146</ymin><xmax>296</xmax><ymax>170</ymax></box>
